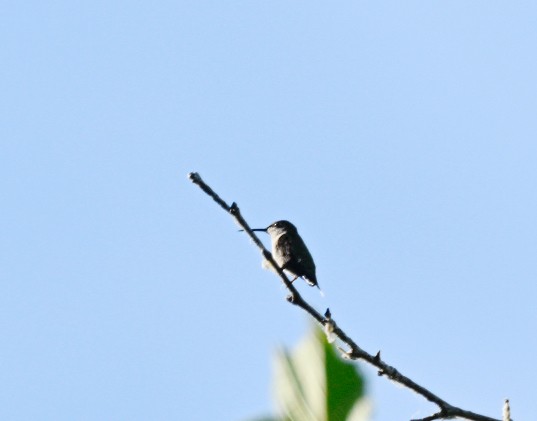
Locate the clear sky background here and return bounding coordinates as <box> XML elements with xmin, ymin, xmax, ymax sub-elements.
<box><xmin>2</xmin><ymin>2</ymin><xmax>536</xmax><ymax>421</ymax></box>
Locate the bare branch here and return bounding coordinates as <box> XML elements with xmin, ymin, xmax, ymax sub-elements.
<box><xmin>503</xmin><ymin>399</ymin><xmax>511</xmax><ymax>421</ymax></box>
<box><xmin>188</xmin><ymin>172</ymin><xmax>504</xmax><ymax>421</ymax></box>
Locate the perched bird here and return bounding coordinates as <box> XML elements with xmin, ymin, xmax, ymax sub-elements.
<box><xmin>250</xmin><ymin>220</ymin><xmax>319</xmax><ymax>289</ymax></box>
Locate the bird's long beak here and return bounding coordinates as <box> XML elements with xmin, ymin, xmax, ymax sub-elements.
<box><xmin>238</xmin><ymin>228</ymin><xmax>267</xmax><ymax>232</ymax></box>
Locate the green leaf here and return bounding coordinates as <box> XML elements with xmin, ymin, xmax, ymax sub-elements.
<box><xmin>272</xmin><ymin>326</ymin><xmax>369</xmax><ymax>421</ymax></box>
<box><xmin>322</xmin><ymin>329</ymin><xmax>365</xmax><ymax>421</ymax></box>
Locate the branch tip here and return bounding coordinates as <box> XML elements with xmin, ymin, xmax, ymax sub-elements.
<box><xmin>503</xmin><ymin>398</ymin><xmax>511</xmax><ymax>421</ymax></box>
<box><xmin>187</xmin><ymin>171</ymin><xmax>200</xmax><ymax>182</ymax></box>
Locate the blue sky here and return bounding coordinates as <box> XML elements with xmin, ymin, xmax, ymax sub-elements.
<box><xmin>2</xmin><ymin>2</ymin><xmax>536</xmax><ymax>420</ymax></box>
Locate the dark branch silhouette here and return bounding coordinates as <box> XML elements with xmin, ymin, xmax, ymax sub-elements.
<box><xmin>188</xmin><ymin>171</ymin><xmax>506</xmax><ymax>421</ymax></box>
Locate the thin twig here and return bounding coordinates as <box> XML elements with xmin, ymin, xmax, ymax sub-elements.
<box><xmin>188</xmin><ymin>171</ymin><xmax>504</xmax><ymax>421</ymax></box>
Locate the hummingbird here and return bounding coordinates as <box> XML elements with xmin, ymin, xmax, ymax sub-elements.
<box><xmin>250</xmin><ymin>220</ymin><xmax>319</xmax><ymax>289</ymax></box>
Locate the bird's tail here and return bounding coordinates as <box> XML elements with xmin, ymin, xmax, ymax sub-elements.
<box><xmin>305</xmin><ymin>276</ymin><xmax>324</xmax><ymax>297</ymax></box>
